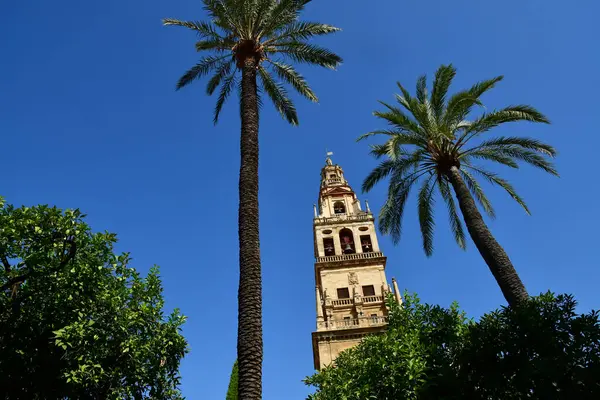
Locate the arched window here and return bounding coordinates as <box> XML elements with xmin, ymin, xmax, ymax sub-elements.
<box><xmin>333</xmin><ymin>201</ymin><xmax>346</xmax><ymax>214</ymax></box>
<box><xmin>339</xmin><ymin>228</ymin><xmax>355</xmax><ymax>254</ymax></box>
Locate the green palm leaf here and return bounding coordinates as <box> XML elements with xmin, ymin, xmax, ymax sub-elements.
<box><xmin>362</xmin><ymin>160</ymin><xmax>396</xmax><ymax>193</ymax></box>
<box><xmin>163</xmin><ymin>18</ymin><xmax>224</xmax><ymax>40</ymax></box>
<box><xmin>257</xmin><ymin>66</ymin><xmax>298</xmax><ymax>125</ymax></box>
<box><xmin>269</xmin><ymin>43</ymin><xmax>342</xmax><ymax>69</ymax></box>
<box><xmin>438</xmin><ymin>178</ymin><xmax>466</xmax><ymax>250</ymax></box>
<box><xmin>372</xmin><ymin>103</ymin><xmax>425</xmax><ymax>136</ymax></box>
<box><xmin>175</xmin><ymin>55</ymin><xmax>231</xmax><ymax>90</ymax></box>
<box><xmin>466</xmin><ymin>164</ymin><xmax>531</xmax><ymax>215</ymax></box>
<box><xmin>462</xmin><ymin>150</ymin><xmax>519</xmax><ymax>169</ymax></box>
<box><xmin>430</xmin><ymin>64</ymin><xmax>456</xmax><ymax>121</ymax></box>
<box><xmin>206</xmin><ymin>60</ymin><xmax>234</xmax><ymax>95</ymax></box>
<box><xmin>443</xmin><ymin>75</ymin><xmax>503</xmax><ymax>128</ymax></box>
<box><xmin>469</xmin><ymin>136</ymin><xmax>557</xmax><ymax>157</ymax></box>
<box><xmin>467</xmin><ymin>105</ymin><xmax>550</xmax><ymax>134</ymax></box>
<box><xmin>267</xmin><ymin>60</ymin><xmax>317</xmax><ymax>102</ymax></box>
<box><xmin>378</xmin><ymin>173</ymin><xmax>418</xmax><ymax>244</ymax></box>
<box><xmin>266</xmin><ymin>22</ymin><xmax>340</xmax><ymax>43</ymax></box>
<box><xmin>416</xmin><ymin>75</ymin><xmax>428</xmax><ymax>104</ymax></box>
<box><xmin>418</xmin><ymin>176</ymin><xmax>436</xmax><ymax>256</ymax></box>
<box><xmin>459</xmin><ymin>168</ymin><xmax>495</xmax><ymax>218</ymax></box>
<box><xmin>213</xmin><ymin>71</ymin><xmax>236</xmax><ymax>124</ymax></box>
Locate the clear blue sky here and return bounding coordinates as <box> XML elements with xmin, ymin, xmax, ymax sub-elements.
<box><xmin>2</xmin><ymin>0</ymin><xmax>599</xmax><ymax>398</ymax></box>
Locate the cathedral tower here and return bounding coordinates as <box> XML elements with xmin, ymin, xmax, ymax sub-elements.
<box><xmin>311</xmin><ymin>154</ymin><xmax>400</xmax><ymax>370</ymax></box>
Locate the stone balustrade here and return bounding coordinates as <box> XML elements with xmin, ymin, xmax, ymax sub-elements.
<box><xmin>363</xmin><ymin>295</ymin><xmax>384</xmax><ymax>304</ymax></box>
<box><xmin>325</xmin><ymin>178</ymin><xmax>343</xmax><ymax>185</ymax></box>
<box><xmin>314</xmin><ymin>213</ymin><xmax>373</xmax><ymax>225</ymax></box>
<box><xmin>331</xmin><ymin>298</ymin><xmax>353</xmax><ymax>306</ymax></box>
<box><xmin>317</xmin><ymin>315</ymin><xmax>389</xmax><ymax>331</ymax></box>
<box><xmin>315</xmin><ymin>251</ymin><xmax>384</xmax><ymax>264</ymax></box>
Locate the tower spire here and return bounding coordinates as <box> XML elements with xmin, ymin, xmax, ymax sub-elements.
<box><xmin>311</xmin><ymin>153</ymin><xmax>395</xmax><ymax>370</ymax></box>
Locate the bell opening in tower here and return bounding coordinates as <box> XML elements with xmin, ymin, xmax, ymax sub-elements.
<box><xmin>323</xmin><ymin>238</ymin><xmax>335</xmax><ymax>256</ymax></box>
<box><xmin>360</xmin><ymin>235</ymin><xmax>373</xmax><ymax>253</ymax></box>
<box><xmin>339</xmin><ymin>228</ymin><xmax>356</xmax><ymax>254</ymax></box>
<box><xmin>333</xmin><ymin>201</ymin><xmax>346</xmax><ymax>214</ymax></box>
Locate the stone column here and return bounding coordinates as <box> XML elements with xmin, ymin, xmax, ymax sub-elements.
<box><xmin>316</xmin><ymin>286</ymin><xmax>324</xmax><ymax>325</ymax></box>
<box><xmin>353</xmin><ymin>227</ymin><xmax>363</xmax><ymax>253</ymax></box>
<box><xmin>379</xmin><ymin>269</ymin><xmax>388</xmax><ymax>293</ymax></box>
<box><xmin>392</xmin><ymin>277</ymin><xmax>403</xmax><ymax>305</ymax></box>
<box><xmin>333</xmin><ymin>230</ymin><xmax>342</xmax><ymax>256</ymax></box>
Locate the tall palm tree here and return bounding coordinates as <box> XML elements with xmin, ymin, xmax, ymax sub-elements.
<box><xmin>163</xmin><ymin>1</ymin><xmax>341</xmax><ymax>398</ymax></box>
<box><xmin>359</xmin><ymin>64</ymin><xmax>557</xmax><ymax>307</ymax></box>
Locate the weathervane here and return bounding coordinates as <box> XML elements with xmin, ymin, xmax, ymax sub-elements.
<box><xmin>325</xmin><ymin>149</ymin><xmax>333</xmax><ymax>165</ymax></box>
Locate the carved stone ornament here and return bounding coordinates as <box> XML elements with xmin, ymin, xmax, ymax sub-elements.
<box><xmin>348</xmin><ymin>272</ymin><xmax>359</xmax><ymax>286</ymax></box>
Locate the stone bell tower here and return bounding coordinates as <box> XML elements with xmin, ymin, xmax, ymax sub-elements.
<box><xmin>311</xmin><ymin>154</ymin><xmax>401</xmax><ymax>370</ymax></box>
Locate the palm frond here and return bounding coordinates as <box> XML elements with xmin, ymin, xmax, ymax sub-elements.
<box><xmin>361</xmin><ymin>160</ymin><xmax>396</xmax><ymax>193</ymax></box>
<box><xmin>213</xmin><ymin>71</ymin><xmax>237</xmax><ymax>124</ymax></box>
<box><xmin>431</xmin><ymin>64</ymin><xmax>456</xmax><ymax>121</ymax></box>
<box><xmin>378</xmin><ymin>171</ymin><xmax>423</xmax><ymax>244</ymax></box>
<box><xmin>442</xmin><ymin>90</ymin><xmax>482</xmax><ymax>129</ymax></box>
<box><xmin>163</xmin><ymin>18</ymin><xmax>224</xmax><ymax>40</ymax></box>
<box><xmin>268</xmin><ymin>43</ymin><xmax>342</xmax><ymax>70</ymax></box>
<box><xmin>395</xmin><ymin>82</ymin><xmax>414</xmax><ymax>107</ymax></box>
<box><xmin>195</xmin><ymin>38</ymin><xmax>232</xmax><ymax>52</ymax></box>
<box><xmin>438</xmin><ymin>178</ymin><xmax>467</xmax><ymax>250</ymax></box>
<box><xmin>202</xmin><ymin>0</ymin><xmax>244</xmax><ymax>36</ymax></box>
<box><xmin>258</xmin><ymin>66</ymin><xmax>298</xmax><ymax>125</ymax></box>
<box><xmin>374</xmin><ymin>136</ymin><xmax>403</xmax><ymax>161</ymax></box>
<box><xmin>466</xmin><ymin>136</ymin><xmax>557</xmax><ymax>157</ymax></box>
<box><xmin>175</xmin><ymin>55</ymin><xmax>230</xmax><ymax>90</ymax></box>
<box><xmin>267</xmin><ymin>60</ymin><xmax>317</xmax><ymax>101</ymax></box>
<box><xmin>416</xmin><ymin>75</ymin><xmax>428</xmax><ymax>104</ymax></box>
<box><xmin>467</xmin><ymin>75</ymin><xmax>504</xmax><ymax>98</ymax></box>
<box><xmin>357</xmin><ymin>130</ymin><xmax>425</xmax><ymax>147</ymax></box>
<box><xmin>454</xmin><ymin>105</ymin><xmax>551</xmax><ymax>151</ymax></box>
<box><xmin>417</xmin><ymin>176</ymin><xmax>436</xmax><ymax>256</ymax></box>
<box><xmin>443</xmin><ymin>76</ymin><xmax>503</xmax><ymax>128</ymax></box>
<box><xmin>368</xmin><ymin>144</ymin><xmax>388</xmax><ymax>159</ymax></box>
<box><xmin>266</xmin><ymin>22</ymin><xmax>340</xmax><ymax>44</ymax></box>
<box><xmin>462</xmin><ymin>150</ymin><xmax>519</xmax><ymax>169</ymax></box>
<box><xmin>250</xmin><ymin>0</ymin><xmax>275</xmax><ymax>37</ymax></box>
<box><xmin>492</xmin><ymin>147</ymin><xmax>558</xmax><ymax>175</ymax></box>
<box><xmin>206</xmin><ymin>60</ymin><xmax>234</xmax><ymax>95</ymax></box>
<box><xmin>466</xmin><ymin>105</ymin><xmax>550</xmax><ymax>135</ymax></box>
<box><xmin>257</xmin><ymin>0</ymin><xmax>306</xmax><ymax>38</ymax></box>
<box><xmin>459</xmin><ymin>168</ymin><xmax>495</xmax><ymax>218</ymax></box>
<box><xmin>465</xmin><ymin>164</ymin><xmax>531</xmax><ymax>215</ymax></box>
<box><xmin>373</xmin><ymin>103</ymin><xmax>425</xmax><ymax>136</ymax></box>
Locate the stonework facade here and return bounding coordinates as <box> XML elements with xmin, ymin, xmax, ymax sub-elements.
<box><xmin>311</xmin><ymin>156</ymin><xmax>400</xmax><ymax>370</ymax></box>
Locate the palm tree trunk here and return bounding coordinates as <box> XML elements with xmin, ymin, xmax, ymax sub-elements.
<box><xmin>237</xmin><ymin>57</ymin><xmax>263</xmax><ymax>399</ymax></box>
<box><xmin>446</xmin><ymin>166</ymin><xmax>528</xmax><ymax>307</ymax></box>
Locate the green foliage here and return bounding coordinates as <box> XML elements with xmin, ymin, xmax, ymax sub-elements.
<box><xmin>359</xmin><ymin>64</ymin><xmax>557</xmax><ymax>254</ymax></box>
<box><xmin>305</xmin><ymin>293</ymin><xmax>600</xmax><ymax>400</ymax></box>
<box><xmin>163</xmin><ymin>0</ymin><xmax>342</xmax><ymax>124</ymax></box>
<box><xmin>456</xmin><ymin>292</ymin><xmax>600</xmax><ymax>399</ymax></box>
<box><xmin>226</xmin><ymin>360</ymin><xmax>238</xmax><ymax>400</ymax></box>
<box><xmin>305</xmin><ymin>293</ymin><xmax>470</xmax><ymax>400</ymax></box>
<box><xmin>0</xmin><ymin>199</ymin><xmax>188</xmax><ymax>399</ymax></box>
